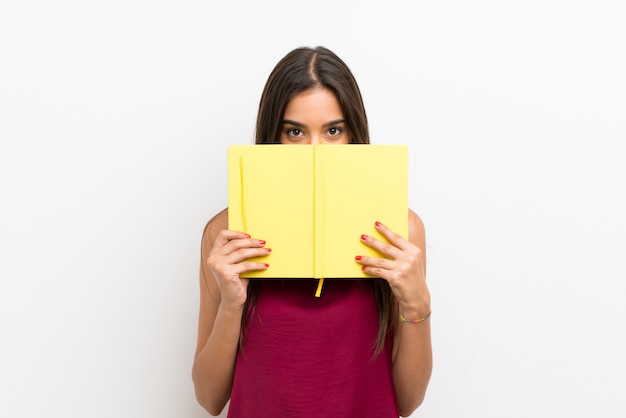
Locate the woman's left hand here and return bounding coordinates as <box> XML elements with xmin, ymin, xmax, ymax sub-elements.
<box><xmin>356</xmin><ymin>219</ymin><xmax>430</xmax><ymax>319</ymax></box>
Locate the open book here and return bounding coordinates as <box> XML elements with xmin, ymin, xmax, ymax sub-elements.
<box><xmin>228</xmin><ymin>144</ymin><xmax>408</xmax><ymax>279</ymax></box>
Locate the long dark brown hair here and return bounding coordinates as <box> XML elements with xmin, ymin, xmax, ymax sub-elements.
<box><xmin>243</xmin><ymin>46</ymin><xmax>397</xmax><ymax>356</ymax></box>
<box><xmin>255</xmin><ymin>46</ymin><xmax>369</xmax><ymax>144</ymax></box>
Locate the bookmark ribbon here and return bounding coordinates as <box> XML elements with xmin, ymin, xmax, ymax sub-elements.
<box><xmin>315</xmin><ymin>277</ymin><xmax>325</xmax><ymax>297</ymax></box>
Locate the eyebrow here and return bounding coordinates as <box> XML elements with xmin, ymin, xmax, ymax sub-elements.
<box><xmin>282</xmin><ymin>119</ymin><xmax>346</xmax><ymax>128</ymax></box>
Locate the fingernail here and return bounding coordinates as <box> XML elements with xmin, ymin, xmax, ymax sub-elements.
<box><xmin>264</xmin><ymin>263</ymin><xmax>270</xmax><ymax>268</ymax></box>
<box><xmin>361</xmin><ymin>266</ymin><xmax>366</xmax><ymax>271</ymax></box>
<box><xmin>375</xmin><ymin>221</ymin><xmax>381</xmax><ymax>227</ymax></box>
<box><xmin>265</xmin><ymin>248</ymin><xmax>272</xmax><ymax>252</ymax></box>
<box><xmin>258</xmin><ymin>240</ymin><xmax>266</xmax><ymax>245</ymax></box>
<box><xmin>355</xmin><ymin>255</ymin><xmax>362</xmax><ymax>260</ymax></box>
<box><xmin>361</xmin><ymin>234</ymin><xmax>368</xmax><ymax>240</ymax></box>
<box><xmin>244</xmin><ymin>234</ymin><xmax>251</xmax><ymax>238</ymax></box>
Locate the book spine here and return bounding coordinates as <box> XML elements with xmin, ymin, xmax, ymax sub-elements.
<box><xmin>313</xmin><ymin>144</ymin><xmax>325</xmax><ymax>279</ymax></box>
<box><xmin>227</xmin><ymin>148</ymin><xmax>245</xmax><ymax>232</ymax></box>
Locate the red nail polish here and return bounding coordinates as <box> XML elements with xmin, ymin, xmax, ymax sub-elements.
<box><xmin>361</xmin><ymin>266</ymin><xmax>366</xmax><ymax>271</ymax></box>
<box><xmin>258</xmin><ymin>240</ymin><xmax>266</xmax><ymax>245</ymax></box>
<box><xmin>264</xmin><ymin>263</ymin><xmax>270</xmax><ymax>268</ymax></box>
<box><xmin>265</xmin><ymin>248</ymin><xmax>272</xmax><ymax>252</ymax></box>
<box><xmin>244</xmin><ymin>234</ymin><xmax>251</xmax><ymax>238</ymax></box>
<box><xmin>355</xmin><ymin>255</ymin><xmax>362</xmax><ymax>260</ymax></box>
<box><xmin>375</xmin><ymin>221</ymin><xmax>381</xmax><ymax>227</ymax></box>
<box><xmin>361</xmin><ymin>234</ymin><xmax>368</xmax><ymax>240</ymax></box>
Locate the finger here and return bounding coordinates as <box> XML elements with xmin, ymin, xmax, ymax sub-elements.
<box><xmin>360</xmin><ymin>234</ymin><xmax>402</xmax><ymax>259</ymax></box>
<box><xmin>215</xmin><ymin>229</ymin><xmax>250</xmax><ymax>243</ymax></box>
<box><xmin>232</xmin><ymin>260</ymin><xmax>270</xmax><ymax>275</ymax></box>
<box><xmin>354</xmin><ymin>254</ymin><xmax>394</xmax><ymax>270</ymax></box>
<box><xmin>212</xmin><ymin>229</ymin><xmax>250</xmax><ymax>251</ymax></box>
<box><xmin>374</xmin><ymin>221</ymin><xmax>412</xmax><ymax>251</ymax></box>
<box><xmin>229</xmin><ymin>246</ymin><xmax>272</xmax><ymax>264</ymax></box>
<box><xmin>360</xmin><ymin>265</ymin><xmax>391</xmax><ymax>280</ymax></box>
<box><xmin>211</xmin><ymin>258</ymin><xmax>270</xmax><ymax>283</ymax></box>
<box><xmin>217</xmin><ymin>235</ymin><xmax>267</xmax><ymax>256</ymax></box>
<box><xmin>361</xmin><ymin>264</ymin><xmax>407</xmax><ymax>287</ymax></box>
<box><xmin>211</xmin><ymin>246</ymin><xmax>271</xmax><ymax>269</ymax></box>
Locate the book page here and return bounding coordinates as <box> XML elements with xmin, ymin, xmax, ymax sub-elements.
<box><xmin>318</xmin><ymin>144</ymin><xmax>408</xmax><ymax>278</ymax></box>
<box><xmin>228</xmin><ymin>145</ymin><xmax>315</xmax><ymax>278</ymax></box>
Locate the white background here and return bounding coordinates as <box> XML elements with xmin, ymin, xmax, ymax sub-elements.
<box><xmin>1</xmin><ymin>1</ymin><xmax>625</xmax><ymax>417</ymax></box>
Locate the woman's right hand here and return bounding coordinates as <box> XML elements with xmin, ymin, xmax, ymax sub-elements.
<box><xmin>206</xmin><ymin>230</ymin><xmax>270</xmax><ymax>310</ymax></box>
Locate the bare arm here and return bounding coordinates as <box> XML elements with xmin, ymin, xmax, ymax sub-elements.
<box><xmin>191</xmin><ymin>209</ymin><xmax>269</xmax><ymax>416</ymax></box>
<box><xmin>357</xmin><ymin>210</ymin><xmax>432</xmax><ymax>417</ymax></box>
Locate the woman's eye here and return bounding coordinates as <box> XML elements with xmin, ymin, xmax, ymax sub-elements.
<box><xmin>328</xmin><ymin>127</ymin><xmax>342</xmax><ymax>136</ymax></box>
<box><xmin>288</xmin><ymin>128</ymin><xmax>302</xmax><ymax>137</ymax></box>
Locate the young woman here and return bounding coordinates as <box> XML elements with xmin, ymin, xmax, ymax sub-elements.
<box><xmin>192</xmin><ymin>46</ymin><xmax>432</xmax><ymax>417</ymax></box>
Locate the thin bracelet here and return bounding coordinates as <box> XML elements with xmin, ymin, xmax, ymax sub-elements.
<box><xmin>400</xmin><ymin>310</ymin><xmax>431</xmax><ymax>324</ymax></box>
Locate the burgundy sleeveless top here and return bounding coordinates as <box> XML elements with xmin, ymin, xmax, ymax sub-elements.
<box><xmin>228</xmin><ymin>279</ymin><xmax>398</xmax><ymax>417</ymax></box>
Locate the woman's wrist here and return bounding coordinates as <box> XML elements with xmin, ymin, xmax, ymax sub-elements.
<box><xmin>218</xmin><ymin>302</ymin><xmax>245</xmax><ymax>319</ymax></box>
<box><xmin>398</xmin><ymin>301</ymin><xmax>431</xmax><ymax>323</ymax></box>
<box><xmin>400</xmin><ymin>310</ymin><xmax>431</xmax><ymax>324</ymax></box>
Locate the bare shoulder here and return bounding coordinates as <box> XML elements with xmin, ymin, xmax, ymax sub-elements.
<box><xmin>408</xmin><ymin>208</ymin><xmax>426</xmax><ymax>243</ymax></box>
<box><xmin>408</xmin><ymin>208</ymin><xmax>427</xmax><ymax>272</ymax></box>
<box><xmin>202</xmin><ymin>208</ymin><xmax>229</xmax><ymax>247</ymax></box>
<box><xmin>199</xmin><ymin>208</ymin><xmax>228</xmax><ymax>301</ymax></box>
<box><xmin>195</xmin><ymin>208</ymin><xmax>229</xmax><ymax>355</ymax></box>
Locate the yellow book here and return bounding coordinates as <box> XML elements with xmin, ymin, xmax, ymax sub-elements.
<box><xmin>228</xmin><ymin>144</ymin><xmax>408</xmax><ymax>279</ymax></box>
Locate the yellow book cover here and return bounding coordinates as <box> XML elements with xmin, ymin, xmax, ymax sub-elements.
<box><xmin>228</xmin><ymin>144</ymin><xmax>408</xmax><ymax>279</ymax></box>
